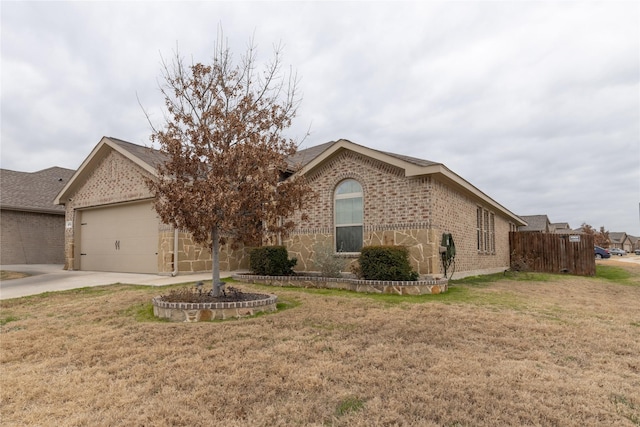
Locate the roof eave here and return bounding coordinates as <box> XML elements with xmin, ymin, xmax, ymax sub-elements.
<box><xmin>1</xmin><ymin>205</ymin><xmax>65</xmax><ymax>215</ymax></box>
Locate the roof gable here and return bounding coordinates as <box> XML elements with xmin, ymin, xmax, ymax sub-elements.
<box><xmin>609</xmin><ymin>232</ymin><xmax>629</xmax><ymax>244</ymax></box>
<box><xmin>1</xmin><ymin>167</ymin><xmax>75</xmax><ymax>214</ymax></box>
<box><xmin>55</xmin><ymin>136</ymin><xmax>160</xmax><ymax>204</ymax></box>
<box><xmin>294</xmin><ymin>139</ymin><xmax>524</xmax><ymax>225</ymax></box>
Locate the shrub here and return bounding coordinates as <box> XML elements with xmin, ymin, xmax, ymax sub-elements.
<box><xmin>356</xmin><ymin>245</ymin><xmax>419</xmax><ymax>281</ymax></box>
<box><xmin>312</xmin><ymin>241</ymin><xmax>347</xmax><ymax>278</ymax></box>
<box><xmin>249</xmin><ymin>246</ymin><xmax>297</xmax><ymax>276</ymax></box>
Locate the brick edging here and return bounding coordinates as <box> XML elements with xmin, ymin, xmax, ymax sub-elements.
<box><xmin>233</xmin><ymin>274</ymin><xmax>448</xmax><ymax>287</ymax></box>
<box><xmin>152</xmin><ymin>294</ymin><xmax>278</xmax><ymax>310</ymax></box>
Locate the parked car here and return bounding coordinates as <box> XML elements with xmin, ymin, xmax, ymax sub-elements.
<box><xmin>609</xmin><ymin>248</ymin><xmax>626</xmax><ymax>256</ymax></box>
<box><xmin>594</xmin><ymin>246</ymin><xmax>611</xmax><ymax>259</ymax></box>
<box><xmin>635</xmin><ymin>249</ymin><xmax>640</xmax><ymax>255</ymax></box>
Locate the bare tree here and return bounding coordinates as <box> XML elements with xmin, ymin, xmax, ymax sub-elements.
<box><xmin>581</xmin><ymin>223</ymin><xmax>610</xmax><ymax>247</ymax></box>
<box><xmin>596</xmin><ymin>226</ymin><xmax>611</xmax><ymax>247</ymax></box>
<box><xmin>145</xmin><ymin>32</ymin><xmax>313</xmax><ymax>296</ymax></box>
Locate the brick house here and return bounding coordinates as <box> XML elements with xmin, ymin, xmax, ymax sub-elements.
<box><xmin>55</xmin><ymin>136</ymin><xmax>525</xmax><ymax>278</ymax></box>
<box><xmin>1</xmin><ymin>166</ymin><xmax>75</xmax><ymax>264</ymax></box>
<box><xmin>517</xmin><ymin>215</ymin><xmax>551</xmax><ymax>233</ymax></box>
<box><xmin>609</xmin><ymin>232</ymin><xmax>633</xmax><ymax>253</ymax></box>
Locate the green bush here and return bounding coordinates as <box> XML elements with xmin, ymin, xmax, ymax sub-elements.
<box><xmin>249</xmin><ymin>246</ymin><xmax>297</xmax><ymax>276</ymax></box>
<box><xmin>356</xmin><ymin>245</ymin><xmax>419</xmax><ymax>281</ymax></box>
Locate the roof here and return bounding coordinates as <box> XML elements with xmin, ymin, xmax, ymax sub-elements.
<box><xmin>609</xmin><ymin>232</ymin><xmax>628</xmax><ymax>244</ymax></box>
<box><xmin>287</xmin><ymin>141</ymin><xmax>337</xmax><ymax>170</ymax></box>
<box><xmin>518</xmin><ymin>215</ymin><xmax>551</xmax><ymax>232</ymax></box>
<box><xmin>55</xmin><ymin>136</ymin><xmax>526</xmax><ymax>226</ymax></box>
<box><xmin>287</xmin><ymin>139</ymin><xmax>440</xmax><ymax>171</ymax></box>
<box><xmin>1</xmin><ymin>167</ymin><xmax>75</xmax><ymax>214</ymax></box>
<box><xmin>107</xmin><ymin>137</ymin><xmax>169</xmax><ymax>169</ymax></box>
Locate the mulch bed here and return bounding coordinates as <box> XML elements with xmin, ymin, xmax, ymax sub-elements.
<box><xmin>159</xmin><ymin>285</ymin><xmax>270</xmax><ymax>303</ymax></box>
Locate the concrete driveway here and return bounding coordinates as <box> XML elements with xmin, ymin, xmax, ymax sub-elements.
<box><xmin>0</xmin><ymin>264</ymin><xmax>227</xmax><ymax>300</ymax></box>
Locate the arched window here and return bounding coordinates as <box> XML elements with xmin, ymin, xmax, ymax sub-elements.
<box><xmin>334</xmin><ymin>179</ymin><xmax>363</xmax><ymax>253</ymax></box>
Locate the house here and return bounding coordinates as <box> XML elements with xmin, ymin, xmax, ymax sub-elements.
<box><xmin>518</xmin><ymin>215</ymin><xmax>551</xmax><ymax>233</ymax></box>
<box><xmin>609</xmin><ymin>232</ymin><xmax>633</xmax><ymax>253</ymax></box>
<box><xmin>55</xmin><ymin>136</ymin><xmax>526</xmax><ymax>278</ymax></box>
<box><xmin>1</xmin><ymin>167</ymin><xmax>75</xmax><ymax>264</ymax></box>
<box><xmin>550</xmin><ymin>222</ymin><xmax>579</xmax><ymax>234</ymax></box>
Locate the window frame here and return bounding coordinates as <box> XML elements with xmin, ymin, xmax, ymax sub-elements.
<box><xmin>334</xmin><ymin>179</ymin><xmax>364</xmax><ymax>254</ymax></box>
<box><xmin>477</xmin><ymin>206</ymin><xmax>496</xmax><ymax>255</ymax></box>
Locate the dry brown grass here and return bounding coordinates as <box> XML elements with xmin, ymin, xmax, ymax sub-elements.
<box><xmin>1</xmin><ymin>262</ymin><xmax>639</xmax><ymax>426</ymax></box>
<box><xmin>0</xmin><ymin>271</ymin><xmax>29</xmax><ymax>281</ymax></box>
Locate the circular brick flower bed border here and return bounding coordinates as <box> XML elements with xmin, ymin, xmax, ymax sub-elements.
<box><xmin>152</xmin><ymin>294</ymin><xmax>278</xmax><ymax>322</ymax></box>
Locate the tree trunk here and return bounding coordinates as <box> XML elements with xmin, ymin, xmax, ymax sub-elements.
<box><xmin>211</xmin><ymin>226</ymin><xmax>223</xmax><ymax>296</ymax></box>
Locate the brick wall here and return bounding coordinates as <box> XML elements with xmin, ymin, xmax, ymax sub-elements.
<box><xmin>291</xmin><ymin>150</ymin><xmax>432</xmax><ymax>231</ymax></box>
<box><xmin>1</xmin><ymin>209</ymin><xmax>66</xmax><ymax>264</ymax></box>
<box><xmin>431</xmin><ymin>176</ymin><xmax>513</xmax><ymax>277</ymax></box>
<box><xmin>284</xmin><ymin>151</ymin><xmax>438</xmax><ymax>275</ymax></box>
<box><xmin>284</xmin><ymin>150</ymin><xmax>514</xmax><ymax>278</ymax></box>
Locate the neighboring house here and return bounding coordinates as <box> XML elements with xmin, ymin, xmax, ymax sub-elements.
<box><xmin>609</xmin><ymin>232</ymin><xmax>633</xmax><ymax>253</ymax></box>
<box><xmin>1</xmin><ymin>167</ymin><xmax>75</xmax><ymax>264</ymax></box>
<box><xmin>518</xmin><ymin>215</ymin><xmax>551</xmax><ymax>233</ymax></box>
<box><xmin>550</xmin><ymin>222</ymin><xmax>579</xmax><ymax>234</ymax></box>
<box><xmin>518</xmin><ymin>217</ymin><xmax>578</xmax><ymax>235</ymax></box>
<box><xmin>628</xmin><ymin>235</ymin><xmax>639</xmax><ymax>252</ymax></box>
<box><xmin>55</xmin><ymin>136</ymin><xmax>526</xmax><ymax>278</ymax></box>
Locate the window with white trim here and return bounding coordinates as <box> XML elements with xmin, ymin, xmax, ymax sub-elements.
<box><xmin>477</xmin><ymin>206</ymin><xmax>496</xmax><ymax>254</ymax></box>
<box><xmin>334</xmin><ymin>179</ymin><xmax>363</xmax><ymax>253</ymax></box>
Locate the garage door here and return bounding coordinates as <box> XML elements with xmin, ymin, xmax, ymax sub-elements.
<box><xmin>79</xmin><ymin>201</ymin><xmax>159</xmax><ymax>273</ymax></box>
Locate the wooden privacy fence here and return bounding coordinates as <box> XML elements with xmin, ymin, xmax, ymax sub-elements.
<box><xmin>509</xmin><ymin>232</ymin><xmax>596</xmax><ymax>276</ymax></box>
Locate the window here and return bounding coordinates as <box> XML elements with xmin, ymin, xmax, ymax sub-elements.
<box><xmin>335</xmin><ymin>179</ymin><xmax>363</xmax><ymax>253</ymax></box>
<box><xmin>477</xmin><ymin>206</ymin><xmax>496</xmax><ymax>254</ymax></box>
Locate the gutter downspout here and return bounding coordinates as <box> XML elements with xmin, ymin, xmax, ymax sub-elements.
<box><xmin>171</xmin><ymin>227</ymin><xmax>179</xmax><ymax>277</ymax></box>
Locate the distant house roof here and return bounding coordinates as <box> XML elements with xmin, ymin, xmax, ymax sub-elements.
<box><xmin>1</xmin><ymin>167</ymin><xmax>75</xmax><ymax>214</ymax></box>
<box><xmin>609</xmin><ymin>232</ymin><xmax>628</xmax><ymax>244</ymax></box>
<box><xmin>518</xmin><ymin>215</ymin><xmax>551</xmax><ymax>232</ymax></box>
<box><xmin>550</xmin><ymin>222</ymin><xmax>581</xmax><ymax>234</ymax></box>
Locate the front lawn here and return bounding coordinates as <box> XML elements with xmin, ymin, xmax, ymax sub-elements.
<box><xmin>1</xmin><ymin>262</ymin><xmax>639</xmax><ymax>426</ymax></box>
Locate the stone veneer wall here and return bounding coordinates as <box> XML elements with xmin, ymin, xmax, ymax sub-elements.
<box><xmin>158</xmin><ymin>229</ymin><xmax>250</xmax><ymax>274</ymax></box>
<box><xmin>284</xmin><ymin>229</ymin><xmax>440</xmax><ymax>276</ymax></box>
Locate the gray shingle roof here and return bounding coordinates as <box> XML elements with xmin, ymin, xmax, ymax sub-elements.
<box><xmin>286</xmin><ymin>140</ymin><xmax>337</xmax><ymax>170</ymax></box>
<box><xmin>1</xmin><ymin>167</ymin><xmax>75</xmax><ymax>214</ymax></box>
<box><xmin>285</xmin><ymin>139</ymin><xmax>440</xmax><ymax>171</ymax></box>
<box><xmin>609</xmin><ymin>232</ymin><xmax>627</xmax><ymax>244</ymax></box>
<box><xmin>107</xmin><ymin>137</ymin><xmax>169</xmax><ymax>169</ymax></box>
<box><xmin>518</xmin><ymin>215</ymin><xmax>550</xmax><ymax>232</ymax></box>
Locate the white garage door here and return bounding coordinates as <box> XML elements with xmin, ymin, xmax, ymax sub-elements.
<box><xmin>79</xmin><ymin>201</ymin><xmax>159</xmax><ymax>273</ymax></box>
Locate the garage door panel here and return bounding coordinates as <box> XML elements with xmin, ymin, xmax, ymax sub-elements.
<box><xmin>79</xmin><ymin>202</ymin><xmax>159</xmax><ymax>273</ymax></box>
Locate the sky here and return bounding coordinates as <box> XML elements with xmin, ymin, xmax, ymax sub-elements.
<box><xmin>1</xmin><ymin>1</ymin><xmax>639</xmax><ymax>235</ymax></box>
